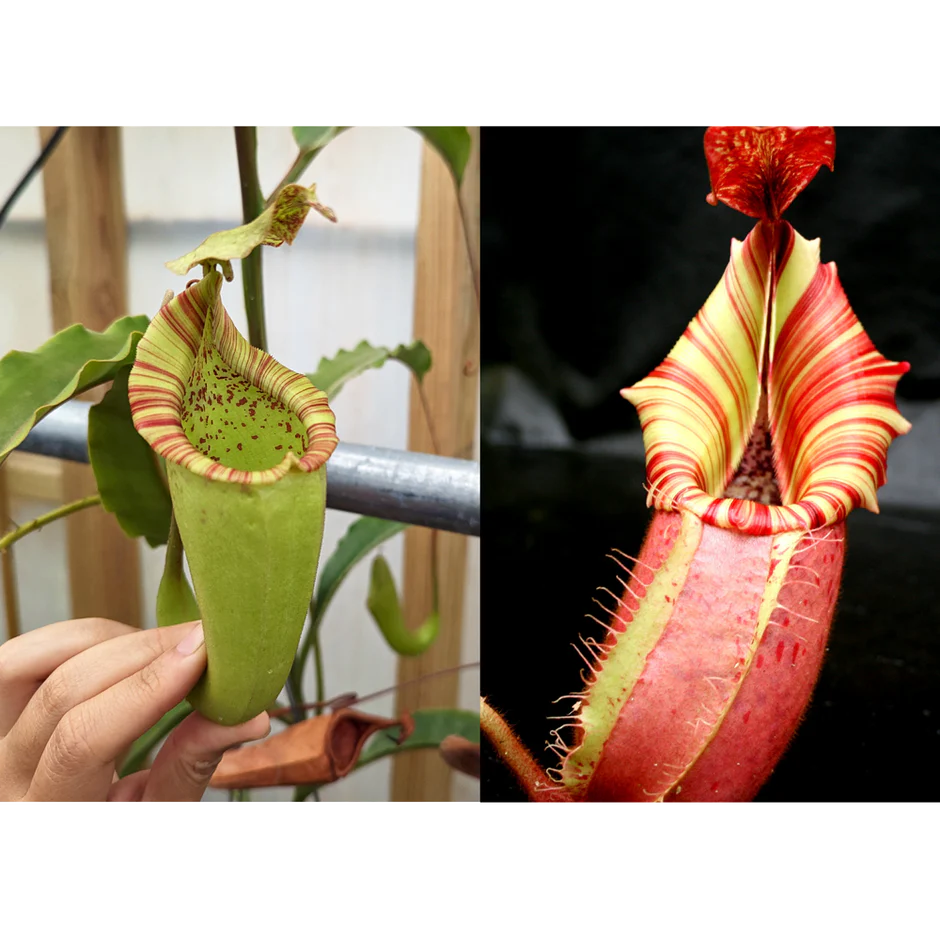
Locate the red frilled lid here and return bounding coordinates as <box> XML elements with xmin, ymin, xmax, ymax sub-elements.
<box><xmin>704</xmin><ymin>126</ymin><xmax>835</xmax><ymax>220</ymax></box>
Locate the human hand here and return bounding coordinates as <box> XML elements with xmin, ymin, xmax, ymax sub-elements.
<box><xmin>0</xmin><ymin>618</ymin><xmax>269</xmax><ymax>801</ymax></box>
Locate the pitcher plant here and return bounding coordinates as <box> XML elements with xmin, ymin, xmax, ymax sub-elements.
<box><xmin>481</xmin><ymin>126</ymin><xmax>911</xmax><ymax>802</ymax></box>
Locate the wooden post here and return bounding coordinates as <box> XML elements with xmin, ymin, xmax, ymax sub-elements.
<box><xmin>39</xmin><ymin>127</ymin><xmax>141</xmax><ymax>627</ymax></box>
<box><xmin>391</xmin><ymin>130</ymin><xmax>480</xmax><ymax>801</ymax></box>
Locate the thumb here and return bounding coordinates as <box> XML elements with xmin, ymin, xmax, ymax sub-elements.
<box><xmin>141</xmin><ymin>710</ymin><xmax>271</xmax><ymax>802</ymax></box>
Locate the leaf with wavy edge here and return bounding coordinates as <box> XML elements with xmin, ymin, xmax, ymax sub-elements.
<box><xmin>390</xmin><ymin>339</ymin><xmax>432</xmax><ymax>381</ymax></box>
<box><xmin>165</xmin><ymin>183</ymin><xmax>337</xmax><ymax>278</ymax></box>
<box><xmin>623</xmin><ymin>221</ymin><xmax>910</xmax><ymax>535</ymax></box>
<box><xmin>307</xmin><ymin>339</ymin><xmax>432</xmax><ymax>400</ymax></box>
<box><xmin>0</xmin><ymin>315</ymin><xmax>150</xmax><ymax>466</ymax></box>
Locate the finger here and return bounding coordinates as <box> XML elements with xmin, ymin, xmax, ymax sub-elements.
<box><xmin>2</xmin><ymin>622</ymin><xmax>200</xmax><ymax>790</ymax></box>
<box><xmin>143</xmin><ymin>711</ymin><xmax>271</xmax><ymax>802</ymax></box>
<box><xmin>0</xmin><ymin>618</ymin><xmax>138</xmax><ymax>736</ymax></box>
<box><xmin>107</xmin><ymin>769</ymin><xmax>151</xmax><ymax>802</ymax></box>
<box><xmin>26</xmin><ymin>623</ymin><xmax>207</xmax><ymax>802</ymax></box>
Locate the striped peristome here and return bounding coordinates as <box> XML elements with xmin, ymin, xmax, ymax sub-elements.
<box><xmin>128</xmin><ymin>271</ymin><xmax>337</xmax><ymax>484</ymax></box>
<box><xmin>622</xmin><ymin>221</ymin><xmax>910</xmax><ymax>536</ymax></box>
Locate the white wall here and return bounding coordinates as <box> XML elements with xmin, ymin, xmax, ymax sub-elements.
<box><xmin>0</xmin><ymin>126</ymin><xmax>479</xmax><ymax>801</ymax></box>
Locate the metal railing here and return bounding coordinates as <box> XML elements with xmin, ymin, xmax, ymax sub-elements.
<box><xmin>17</xmin><ymin>400</ymin><xmax>480</xmax><ymax>537</ymax></box>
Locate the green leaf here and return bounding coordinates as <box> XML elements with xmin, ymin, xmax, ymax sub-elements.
<box><xmin>313</xmin><ymin>516</ymin><xmax>408</xmax><ymax>629</ymax></box>
<box><xmin>307</xmin><ymin>341</ymin><xmax>393</xmax><ymax>399</ymax></box>
<box><xmin>0</xmin><ymin>315</ymin><xmax>150</xmax><ymax>466</ymax></box>
<box><xmin>88</xmin><ymin>367</ymin><xmax>173</xmax><ymax>547</ymax></box>
<box><xmin>366</xmin><ymin>554</ymin><xmax>439</xmax><ymax>656</ymax></box>
<box><xmin>166</xmin><ymin>184</ymin><xmax>336</xmax><ymax>277</ymax></box>
<box><xmin>292</xmin><ymin>127</ymin><xmax>346</xmax><ymax>154</ymax></box>
<box><xmin>119</xmin><ymin>700</ymin><xmax>193</xmax><ymax>777</ymax></box>
<box><xmin>356</xmin><ymin>708</ymin><xmax>480</xmax><ymax>768</ymax></box>
<box><xmin>307</xmin><ymin>339</ymin><xmax>432</xmax><ymax>399</ymax></box>
<box><xmin>390</xmin><ymin>341</ymin><xmax>432</xmax><ymax>383</ymax></box>
<box><xmin>411</xmin><ymin>127</ymin><xmax>472</xmax><ymax>184</ymax></box>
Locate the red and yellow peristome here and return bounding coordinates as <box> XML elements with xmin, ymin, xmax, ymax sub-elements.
<box><xmin>128</xmin><ymin>271</ymin><xmax>336</xmax><ymax>484</ymax></box>
<box><xmin>481</xmin><ymin>127</ymin><xmax>911</xmax><ymax>802</ymax></box>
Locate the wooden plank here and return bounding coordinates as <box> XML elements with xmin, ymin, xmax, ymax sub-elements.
<box><xmin>39</xmin><ymin>127</ymin><xmax>141</xmax><ymax>627</ymax></box>
<box><xmin>4</xmin><ymin>453</ymin><xmax>64</xmax><ymax>503</ymax></box>
<box><xmin>391</xmin><ymin>130</ymin><xmax>480</xmax><ymax>801</ymax></box>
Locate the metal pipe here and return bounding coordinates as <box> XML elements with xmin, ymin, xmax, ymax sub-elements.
<box><xmin>16</xmin><ymin>400</ymin><xmax>480</xmax><ymax>537</ymax></box>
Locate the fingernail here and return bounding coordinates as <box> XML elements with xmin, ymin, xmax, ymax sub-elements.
<box><xmin>176</xmin><ymin>622</ymin><xmax>205</xmax><ymax>655</ymax></box>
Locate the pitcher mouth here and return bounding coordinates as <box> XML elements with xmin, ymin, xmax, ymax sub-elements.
<box><xmin>622</xmin><ymin>221</ymin><xmax>910</xmax><ymax>537</ymax></box>
<box><xmin>129</xmin><ymin>272</ymin><xmax>338</xmax><ymax>486</ymax></box>
<box><xmin>722</xmin><ymin>398</ymin><xmax>780</xmax><ymax>506</ymax></box>
<box><xmin>662</xmin><ymin>398</ymin><xmax>808</xmax><ymax>536</ymax></box>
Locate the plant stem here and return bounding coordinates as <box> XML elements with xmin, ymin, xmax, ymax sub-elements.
<box><xmin>0</xmin><ymin>467</ymin><xmax>21</xmax><ymax>639</ymax></box>
<box><xmin>0</xmin><ymin>127</ymin><xmax>69</xmax><ymax>232</ymax></box>
<box><xmin>311</xmin><ymin>613</ymin><xmax>326</xmax><ymax>716</ymax></box>
<box><xmin>283</xmin><ymin>679</ymin><xmax>303</xmax><ymax>724</ymax></box>
<box><xmin>1</xmin><ymin>537</ymin><xmax>18</xmax><ymax>639</ymax></box>
<box><xmin>416</xmin><ymin>382</ymin><xmax>442</xmax><ymax>456</ymax></box>
<box><xmin>269</xmin><ymin>660</ymin><xmax>480</xmax><ymax>718</ymax></box>
<box><xmin>458</xmin><ymin>195</ymin><xmax>480</xmax><ymax>315</ymax></box>
<box><xmin>287</xmin><ymin>597</ymin><xmax>326</xmax><ymax>721</ymax></box>
<box><xmin>290</xmin><ymin>597</ymin><xmax>325</xmax><ymax>719</ymax></box>
<box><xmin>0</xmin><ymin>495</ymin><xmax>101</xmax><ymax>554</ymax></box>
<box><xmin>264</xmin><ymin>129</ymin><xmax>349</xmax><ymax>207</ymax></box>
<box><xmin>292</xmin><ymin>784</ymin><xmax>319</xmax><ymax>801</ymax></box>
<box><xmin>414</xmin><ymin>380</ymin><xmax>442</xmax><ymax>651</ymax></box>
<box><xmin>264</xmin><ymin>149</ymin><xmax>317</xmax><ymax>208</ymax></box>
<box><xmin>120</xmin><ymin>701</ymin><xmax>193</xmax><ymax>777</ymax></box>
<box><xmin>293</xmin><ymin>609</ymin><xmax>316</xmax><ymax>688</ymax></box>
<box><xmin>270</xmin><ymin>700</ymin><xmax>295</xmax><ymax>725</ymax></box>
<box><xmin>234</xmin><ymin>127</ymin><xmax>267</xmax><ymax>351</ymax></box>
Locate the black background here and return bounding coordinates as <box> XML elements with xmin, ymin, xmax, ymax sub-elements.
<box><xmin>480</xmin><ymin>127</ymin><xmax>940</xmax><ymax>801</ymax></box>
